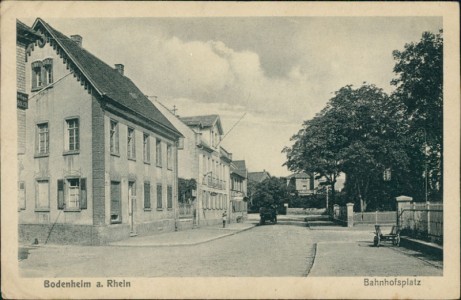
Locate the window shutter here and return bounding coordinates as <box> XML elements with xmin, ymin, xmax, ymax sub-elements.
<box><xmin>144</xmin><ymin>182</ymin><xmax>151</xmax><ymax>209</ymax></box>
<box><xmin>80</xmin><ymin>178</ymin><xmax>87</xmax><ymax>209</ymax></box>
<box><xmin>57</xmin><ymin>179</ymin><xmax>64</xmax><ymax>209</ymax></box>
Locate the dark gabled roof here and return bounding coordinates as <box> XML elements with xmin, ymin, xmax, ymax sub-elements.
<box><xmin>233</xmin><ymin>160</ymin><xmax>246</xmax><ymax>170</ymax></box>
<box><xmin>31</xmin><ymin>18</ymin><xmax>180</xmax><ymax>138</ymax></box>
<box><xmin>180</xmin><ymin>114</ymin><xmax>223</xmax><ymax>134</ymax></box>
<box><xmin>17</xmin><ymin>20</ymin><xmax>42</xmax><ymax>44</ymax></box>
<box><xmin>231</xmin><ymin>160</ymin><xmax>247</xmax><ymax>178</ymax></box>
<box><xmin>248</xmin><ymin>171</ymin><xmax>271</xmax><ymax>183</ymax></box>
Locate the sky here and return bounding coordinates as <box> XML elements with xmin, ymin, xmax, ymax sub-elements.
<box><xmin>24</xmin><ymin>17</ymin><xmax>442</xmax><ymax>176</ymax></box>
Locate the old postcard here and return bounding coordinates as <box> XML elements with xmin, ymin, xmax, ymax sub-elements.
<box><xmin>1</xmin><ymin>1</ymin><xmax>459</xmax><ymax>299</ymax></box>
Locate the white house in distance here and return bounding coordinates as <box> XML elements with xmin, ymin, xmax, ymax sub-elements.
<box><xmin>152</xmin><ymin>100</ymin><xmax>232</xmax><ymax>227</ymax></box>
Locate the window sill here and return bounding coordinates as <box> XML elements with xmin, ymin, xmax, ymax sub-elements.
<box><xmin>110</xmin><ymin>221</ymin><xmax>122</xmax><ymax>225</ymax></box>
<box><xmin>167</xmin><ymin>167</ymin><xmax>173</xmax><ymax>171</ymax></box>
<box><xmin>63</xmin><ymin>150</ymin><xmax>80</xmax><ymax>156</ymax></box>
<box><xmin>167</xmin><ymin>208</ymin><xmax>173</xmax><ymax>211</ymax></box>
<box><xmin>144</xmin><ymin>161</ymin><xmax>151</xmax><ymax>165</ymax></box>
<box><xmin>31</xmin><ymin>85</ymin><xmax>53</xmax><ymax>93</ymax></box>
<box><xmin>34</xmin><ymin>153</ymin><xmax>49</xmax><ymax>158</ymax></box>
<box><xmin>144</xmin><ymin>208</ymin><xmax>152</xmax><ymax>212</ymax></box>
<box><xmin>156</xmin><ymin>208</ymin><xmax>163</xmax><ymax>211</ymax></box>
<box><xmin>128</xmin><ymin>157</ymin><xmax>136</xmax><ymax>162</ymax></box>
<box><xmin>64</xmin><ymin>208</ymin><xmax>81</xmax><ymax>212</ymax></box>
<box><xmin>35</xmin><ymin>208</ymin><xmax>50</xmax><ymax>212</ymax></box>
<box><xmin>110</xmin><ymin>152</ymin><xmax>120</xmax><ymax>157</ymax></box>
<box><xmin>156</xmin><ymin>165</ymin><xmax>163</xmax><ymax>168</ymax></box>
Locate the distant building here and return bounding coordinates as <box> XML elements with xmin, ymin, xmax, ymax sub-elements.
<box><xmin>152</xmin><ymin>103</ymin><xmax>233</xmax><ymax>227</ymax></box>
<box><xmin>248</xmin><ymin>170</ymin><xmax>271</xmax><ymax>183</ymax></box>
<box><xmin>286</xmin><ymin>172</ymin><xmax>318</xmax><ymax>196</ymax></box>
<box><xmin>229</xmin><ymin>160</ymin><xmax>248</xmax><ymax>222</ymax></box>
<box><xmin>18</xmin><ymin>18</ymin><xmax>182</xmax><ymax>245</ymax></box>
<box><xmin>247</xmin><ymin>170</ymin><xmax>271</xmax><ymax>211</ymax></box>
<box><xmin>180</xmin><ymin>115</ymin><xmax>232</xmax><ymax>226</ymax></box>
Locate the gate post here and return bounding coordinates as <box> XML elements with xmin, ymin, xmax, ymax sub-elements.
<box><xmin>396</xmin><ymin>195</ymin><xmax>413</xmax><ymax>229</ymax></box>
<box><xmin>333</xmin><ymin>204</ymin><xmax>340</xmax><ymax>219</ymax></box>
<box><xmin>346</xmin><ymin>203</ymin><xmax>354</xmax><ymax>227</ymax></box>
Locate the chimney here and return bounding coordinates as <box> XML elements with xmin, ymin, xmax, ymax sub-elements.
<box><xmin>114</xmin><ymin>64</ymin><xmax>124</xmax><ymax>76</ymax></box>
<box><xmin>70</xmin><ymin>35</ymin><xmax>82</xmax><ymax>47</ymax></box>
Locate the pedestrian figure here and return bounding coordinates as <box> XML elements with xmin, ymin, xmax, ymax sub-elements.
<box><xmin>222</xmin><ymin>210</ymin><xmax>227</xmax><ymax>228</ymax></box>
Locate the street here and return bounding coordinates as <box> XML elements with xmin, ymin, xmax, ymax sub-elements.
<box><xmin>19</xmin><ymin>217</ymin><xmax>442</xmax><ymax>277</ymax></box>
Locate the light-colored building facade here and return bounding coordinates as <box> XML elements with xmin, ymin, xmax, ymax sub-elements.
<box><xmin>17</xmin><ymin>20</ymin><xmax>42</xmax><ymax>215</ymax></box>
<box><xmin>18</xmin><ymin>18</ymin><xmax>182</xmax><ymax>245</ymax></box>
<box><xmin>151</xmin><ymin>103</ymin><xmax>233</xmax><ymax>227</ymax></box>
<box><xmin>180</xmin><ymin>115</ymin><xmax>232</xmax><ymax>226</ymax></box>
<box><xmin>229</xmin><ymin>160</ymin><xmax>248</xmax><ymax>222</ymax></box>
<box><xmin>286</xmin><ymin>172</ymin><xmax>318</xmax><ymax>196</ymax></box>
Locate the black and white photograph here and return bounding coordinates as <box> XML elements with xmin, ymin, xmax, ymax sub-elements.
<box><xmin>1</xmin><ymin>1</ymin><xmax>459</xmax><ymax>299</ymax></box>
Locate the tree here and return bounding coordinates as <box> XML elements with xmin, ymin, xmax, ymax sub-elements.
<box><xmin>283</xmin><ymin>107</ymin><xmax>344</xmax><ymax>203</ymax></box>
<box><xmin>391</xmin><ymin>30</ymin><xmax>443</xmax><ymax>201</ymax></box>
<box><xmin>284</xmin><ymin>84</ymin><xmax>410</xmax><ymax>212</ymax></box>
<box><xmin>178</xmin><ymin>178</ymin><xmax>197</xmax><ymax>203</ymax></box>
<box><xmin>251</xmin><ymin>177</ymin><xmax>288</xmax><ymax>210</ymax></box>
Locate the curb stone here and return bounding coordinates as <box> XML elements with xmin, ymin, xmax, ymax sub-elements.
<box><xmin>107</xmin><ymin>224</ymin><xmax>257</xmax><ymax>248</ymax></box>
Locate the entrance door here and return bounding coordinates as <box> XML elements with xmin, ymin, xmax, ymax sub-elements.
<box><xmin>128</xmin><ymin>181</ymin><xmax>136</xmax><ymax>234</ymax></box>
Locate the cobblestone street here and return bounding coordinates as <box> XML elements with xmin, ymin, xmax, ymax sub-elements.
<box><xmin>19</xmin><ymin>218</ymin><xmax>442</xmax><ymax>277</ymax></box>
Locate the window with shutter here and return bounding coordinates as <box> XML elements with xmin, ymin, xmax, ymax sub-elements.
<box><xmin>66</xmin><ymin>178</ymin><xmax>80</xmax><ymax>209</ymax></box>
<box><xmin>144</xmin><ymin>182</ymin><xmax>151</xmax><ymax>209</ymax></box>
<box><xmin>167</xmin><ymin>185</ymin><xmax>173</xmax><ymax>208</ymax></box>
<box><xmin>110</xmin><ymin>181</ymin><xmax>121</xmax><ymax>223</ymax></box>
<box><xmin>57</xmin><ymin>179</ymin><xmax>64</xmax><ymax>209</ymax></box>
<box><xmin>157</xmin><ymin>184</ymin><xmax>162</xmax><ymax>209</ymax></box>
<box><xmin>80</xmin><ymin>178</ymin><xmax>87</xmax><ymax>209</ymax></box>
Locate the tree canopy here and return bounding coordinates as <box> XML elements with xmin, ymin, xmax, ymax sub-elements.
<box><xmin>283</xmin><ymin>30</ymin><xmax>443</xmax><ymax>210</ymax></box>
<box><xmin>251</xmin><ymin>177</ymin><xmax>288</xmax><ymax>210</ymax></box>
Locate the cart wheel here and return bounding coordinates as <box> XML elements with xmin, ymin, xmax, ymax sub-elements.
<box><xmin>373</xmin><ymin>236</ymin><xmax>378</xmax><ymax>247</ymax></box>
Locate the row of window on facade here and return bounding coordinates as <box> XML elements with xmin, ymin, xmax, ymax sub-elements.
<box><xmin>19</xmin><ymin>179</ymin><xmax>174</xmax><ymax>220</ymax></box>
<box><xmin>231</xmin><ymin>177</ymin><xmax>244</xmax><ymax>192</ymax></box>
<box><xmin>201</xmin><ymin>191</ymin><xmax>227</xmax><ymax>210</ymax></box>
<box><xmin>35</xmin><ymin>118</ymin><xmax>173</xmax><ymax>168</ymax></box>
<box><xmin>202</xmin><ymin>154</ymin><xmax>227</xmax><ymax>185</ymax></box>
<box><xmin>110</xmin><ymin>120</ymin><xmax>173</xmax><ymax>168</ymax></box>
<box><xmin>111</xmin><ymin>181</ymin><xmax>173</xmax><ymax>223</ymax></box>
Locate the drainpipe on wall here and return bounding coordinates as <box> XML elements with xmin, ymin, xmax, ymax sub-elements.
<box><xmin>174</xmin><ymin>142</ymin><xmax>179</xmax><ymax>231</ymax></box>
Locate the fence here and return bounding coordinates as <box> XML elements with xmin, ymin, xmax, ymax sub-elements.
<box><xmin>399</xmin><ymin>202</ymin><xmax>443</xmax><ymax>243</ymax></box>
<box><xmin>332</xmin><ymin>204</ymin><xmax>395</xmax><ymax>226</ymax></box>
<box><xmin>354</xmin><ymin>211</ymin><xmax>396</xmax><ymax>225</ymax></box>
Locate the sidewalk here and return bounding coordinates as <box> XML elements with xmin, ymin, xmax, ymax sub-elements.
<box><xmin>108</xmin><ymin>222</ymin><xmax>256</xmax><ymax>247</ymax></box>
